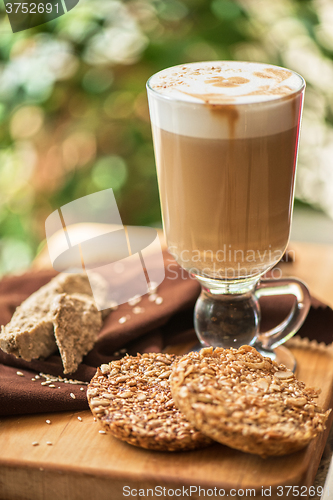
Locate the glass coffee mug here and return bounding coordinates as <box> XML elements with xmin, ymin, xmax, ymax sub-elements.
<box><xmin>147</xmin><ymin>61</ymin><xmax>310</xmax><ymax>369</ymax></box>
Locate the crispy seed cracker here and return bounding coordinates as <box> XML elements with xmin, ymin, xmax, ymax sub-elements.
<box><xmin>87</xmin><ymin>353</ymin><xmax>212</xmax><ymax>452</ymax></box>
<box><xmin>170</xmin><ymin>346</ymin><xmax>331</xmax><ymax>457</ymax></box>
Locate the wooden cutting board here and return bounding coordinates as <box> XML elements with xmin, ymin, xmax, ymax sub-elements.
<box><xmin>1</xmin><ymin>241</ymin><xmax>333</xmax><ymax>500</ymax></box>
<box><xmin>0</xmin><ymin>345</ymin><xmax>332</xmax><ymax>500</ymax></box>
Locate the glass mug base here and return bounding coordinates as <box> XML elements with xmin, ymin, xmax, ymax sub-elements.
<box><xmin>194</xmin><ymin>275</ymin><xmax>311</xmax><ymax>369</ymax></box>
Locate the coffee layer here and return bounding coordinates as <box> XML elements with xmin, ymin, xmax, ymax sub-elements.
<box><xmin>153</xmin><ymin>126</ymin><xmax>298</xmax><ymax>279</ymax></box>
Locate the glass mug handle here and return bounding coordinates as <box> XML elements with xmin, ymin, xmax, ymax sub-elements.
<box><xmin>254</xmin><ymin>278</ymin><xmax>311</xmax><ymax>351</ymax></box>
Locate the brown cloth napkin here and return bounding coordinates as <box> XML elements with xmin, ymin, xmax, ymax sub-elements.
<box><xmin>0</xmin><ymin>254</ymin><xmax>332</xmax><ymax>417</ymax></box>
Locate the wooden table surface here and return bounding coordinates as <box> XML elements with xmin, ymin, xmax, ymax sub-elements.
<box><xmin>0</xmin><ymin>241</ymin><xmax>332</xmax><ymax>500</ymax></box>
<box><xmin>278</xmin><ymin>241</ymin><xmax>333</xmax><ymax>308</ymax></box>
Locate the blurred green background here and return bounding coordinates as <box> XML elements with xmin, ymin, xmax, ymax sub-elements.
<box><xmin>0</xmin><ymin>0</ymin><xmax>333</xmax><ymax>275</ymax></box>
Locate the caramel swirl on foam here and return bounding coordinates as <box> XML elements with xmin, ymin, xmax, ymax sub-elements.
<box><xmin>253</xmin><ymin>67</ymin><xmax>292</xmax><ymax>83</ymax></box>
<box><xmin>205</xmin><ymin>76</ymin><xmax>250</xmax><ymax>88</ymax></box>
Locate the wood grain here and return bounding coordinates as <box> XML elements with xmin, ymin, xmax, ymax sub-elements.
<box><xmin>0</xmin><ymin>241</ymin><xmax>332</xmax><ymax>500</ymax></box>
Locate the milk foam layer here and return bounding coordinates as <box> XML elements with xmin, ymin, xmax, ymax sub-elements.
<box><xmin>147</xmin><ymin>61</ymin><xmax>305</xmax><ymax>139</ymax></box>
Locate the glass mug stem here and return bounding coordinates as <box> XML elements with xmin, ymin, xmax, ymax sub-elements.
<box><xmin>194</xmin><ymin>277</ymin><xmax>311</xmax><ymax>354</ymax></box>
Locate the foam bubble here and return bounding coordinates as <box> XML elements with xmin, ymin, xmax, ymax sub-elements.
<box><xmin>147</xmin><ymin>61</ymin><xmax>305</xmax><ymax>139</ymax></box>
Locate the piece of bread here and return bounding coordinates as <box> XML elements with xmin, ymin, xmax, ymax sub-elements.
<box><xmin>0</xmin><ymin>273</ymin><xmax>104</xmax><ymax>373</ymax></box>
<box><xmin>0</xmin><ymin>278</ymin><xmax>61</xmax><ymax>361</ymax></box>
<box><xmin>170</xmin><ymin>345</ymin><xmax>331</xmax><ymax>457</ymax></box>
<box><xmin>87</xmin><ymin>353</ymin><xmax>213</xmax><ymax>451</ymax></box>
<box><xmin>51</xmin><ymin>293</ymin><xmax>102</xmax><ymax>374</ymax></box>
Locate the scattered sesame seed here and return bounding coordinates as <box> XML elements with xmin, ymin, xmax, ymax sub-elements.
<box><xmin>70</xmin><ymin>393</ymin><xmax>76</xmax><ymax>399</ymax></box>
<box><xmin>46</xmin><ymin>420</ymin><xmax>51</xmax><ymax>425</ymax></box>
<box><xmin>148</xmin><ymin>294</ymin><xmax>157</xmax><ymax>302</ymax></box>
<box><xmin>114</xmin><ymin>351</ymin><xmax>119</xmax><ymax>356</ymax></box>
<box><xmin>155</xmin><ymin>297</ymin><xmax>163</xmax><ymax>305</ymax></box>
<box><xmin>49</xmin><ymin>384</ymin><xmax>56</xmax><ymax>388</ymax></box>
<box><xmin>119</xmin><ymin>316</ymin><xmax>127</xmax><ymax>324</ymax></box>
<box><xmin>16</xmin><ymin>371</ymin><xmax>24</xmax><ymax>377</ymax></box>
<box><xmin>94</xmin><ymin>417</ymin><xmax>97</xmax><ymax>422</ymax></box>
<box><xmin>80</xmin><ymin>387</ymin><xmax>85</xmax><ymax>391</ymax></box>
<box><xmin>35</xmin><ymin>375</ymin><xmax>40</xmax><ymax>379</ymax></box>
<box><xmin>41</xmin><ymin>382</ymin><xmax>48</xmax><ymax>386</ymax></box>
<box><xmin>31</xmin><ymin>378</ymin><xmax>36</xmax><ymax>381</ymax></box>
<box><xmin>32</xmin><ymin>442</ymin><xmax>39</xmax><ymax>446</ymax></box>
<box><xmin>38</xmin><ymin>372</ymin><xmax>88</xmax><ymax>386</ymax></box>
<box><xmin>46</xmin><ymin>441</ymin><xmax>53</xmax><ymax>446</ymax></box>
<box><xmin>99</xmin><ymin>430</ymin><xmax>106</xmax><ymax>434</ymax></box>
<box><xmin>77</xmin><ymin>416</ymin><xmax>82</xmax><ymax>422</ymax></box>
<box><xmin>119</xmin><ymin>348</ymin><xmax>126</xmax><ymax>354</ymax></box>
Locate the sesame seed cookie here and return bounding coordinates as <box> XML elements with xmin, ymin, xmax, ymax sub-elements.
<box><xmin>87</xmin><ymin>353</ymin><xmax>213</xmax><ymax>452</ymax></box>
<box><xmin>170</xmin><ymin>346</ymin><xmax>331</xmax><ymax>457</ymax></box>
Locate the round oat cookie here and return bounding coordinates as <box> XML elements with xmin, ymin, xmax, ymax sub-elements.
<box><xmin>87</xmin><ymin>353</ymin><xmax>213</xmax><ymax>452</ymax></box>
<box><xmin>170</xmin><ymin>346</ymin><xmax>331</xmax><ymax>457</ymax></box>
